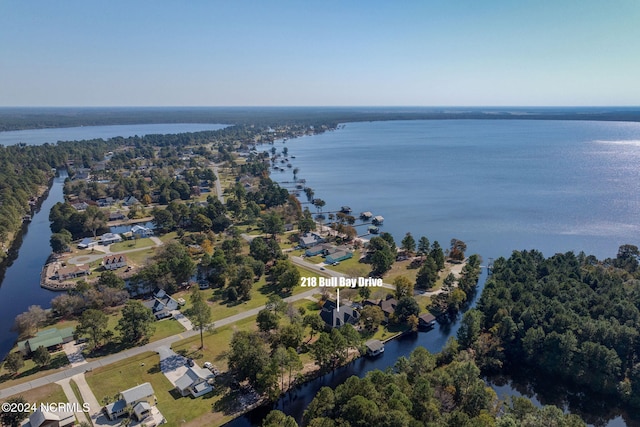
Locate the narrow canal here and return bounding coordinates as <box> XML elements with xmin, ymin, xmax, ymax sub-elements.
<box><xmin>0</xmin><ymin>171</ymin><xmax>67</xmax><ymax>361</ymax></box>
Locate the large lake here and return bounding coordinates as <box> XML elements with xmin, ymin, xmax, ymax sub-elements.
<box><xmin>248</xmin><ymin>119</ymin><xmax>640</xmax><ymax>427</ymax></box>
<box><xmin>275</xmin><ymin>120</ymin><xmax>640</xmax><ymax>261</ymax></box>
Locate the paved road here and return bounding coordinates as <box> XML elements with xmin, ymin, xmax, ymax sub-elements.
<box><xmin>0</xmin><ymin>286</ymin><xmax>319</xmax><ymax>400</ymax></box>
<box><xmin>213</xmin><ymin>163</ymin><xmax>224</xmax><ymax>204</ymax></box>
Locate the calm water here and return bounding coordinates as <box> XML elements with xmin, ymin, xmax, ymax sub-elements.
<box><xmin>0</xmin><ymin>171</ymin><xmax>66</xmax><ymax>361</ymax></box>
<box><xmin>276</xmin><ymin>120</ymin><xmax>640</xmax><ymax>261</ymax></box>
<box><xmin>0</xmin><ymin>123</ymin><xmax>227</xmax><ymax>146</ymax></box>
<box><xmin>229</xmin><ymin>119</ymin><xmax>640</xmax><ymax>427</ymax></box>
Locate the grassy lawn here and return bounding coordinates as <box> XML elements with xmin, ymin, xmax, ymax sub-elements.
<box><xmin>0</xmin><ymin>351</ymin><xmax>69</xmax><ymax>388</ymax></box>
<box><xmin>69</xmin><ymin>379</ymin><xmax>86</xmax><ymax>407</ymax></box>
<box><xmin>178</xmin><ymin>265</ymin><xmax>322</xmax><ymax>323</ymax></box>
<box><xmin>110</xmin><ymin>237</ymin><xmax>155</xmax><ymax>252</ymax></box>
<box><xmin>383</xmin><ymin>259</ymin><xmax>419</xmax><ymax>284</ymax></box>
<box><xmin>152</xmin><ymin>318</ymin><xmax>186</xmax><ymax>340</ymax></box>
<box><xmin>124</xmin><ymin>247</ymin><xmax>157</xmax><ymax>265</ymax></box>
<box><xmin>85</xmin><ymin>351</ymin><xmax>230</xmax><ymax>426</ymax></box>
<box><xmin>173</xmin><ymin>315</ymin><xmax>258</xmax><ymax>372</ymax></box>
<box><xmin>1</xmin><ymin>382</ymin><xmax>68</xmax><ymax>405</ymax></box>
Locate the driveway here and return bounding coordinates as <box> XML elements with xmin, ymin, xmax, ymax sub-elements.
<box><xmin>157</xmin><ymin>346</ymin><xmax>188</xmax><ymax>386</ymax></box>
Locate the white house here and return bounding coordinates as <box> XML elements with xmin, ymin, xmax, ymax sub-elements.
<box><xmin>103</xmin><ymin>255</ymin><xmax>127</xmax><ymax>270</ymax></box>
<box><xmin>104</xmin><ymin>382</ymin><xmax>156</xmax><ymax>421</ymax></box>
<box><xmin>175</xmin><ymin>366</ymin><xmax>215</xmax><ymax>397</ymax></box>
<box><xmin>131</xmin><ymin>224</ymin><xmax>153</xmax><ymax>238</ymax></box>
<box><xmin>100</xmin><ymin>232</ymin><xmax>123</xmax><ymax>245</ymax></box>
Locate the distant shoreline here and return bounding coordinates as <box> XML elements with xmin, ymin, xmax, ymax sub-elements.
<box><xmin>2</xmin><ymin>106</ymin><xmax>640</xmax><ymax>132</ymax></box>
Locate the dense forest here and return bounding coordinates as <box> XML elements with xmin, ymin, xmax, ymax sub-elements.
<box><xmin>461</xmin><ymin>247</ymin><xmax>640</xmax><ymax>409</ymax></box>
<box><xmin>263</xmin><ymin>347</ymin><xmax>586</xmax><ymax>427</ymax></box>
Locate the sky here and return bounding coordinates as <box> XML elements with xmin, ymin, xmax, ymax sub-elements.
<box><xmin>1</xmin><ymin>1</ymin><xmax>639</xmax><ymax>107</ymax></box>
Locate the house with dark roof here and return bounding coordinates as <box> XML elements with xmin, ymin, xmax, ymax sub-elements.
<box><xmin>418</xmin><ymin>313</ymin><xmax>437</xmax><ymax>329</ymax></box>
<box><xmin>72</xmin><ymin>202</ymin><xmax>89</xmax><ymax>211</ymax></box>
<box><xmin>123</xmin><ymin>196</ymin><xmax>139</xmax><ymax>206</ymax></box>
<box><xmin>109</xmin><ymin>211</ymin><xmax>126</xmax><ymax>221</ymax></box>
<box><xmin>104</xmin><ymin>382</ymin><xmax>156</xmax><ymax>421</ymax></box>
<box><xmin>363</xmin><ymin>296</ymin><xmax>398</xmax><ymax>324</ymax></box>
<box><xmin>320</xmin><ymin>300</ymin><xmax>359</xmax><ymax>329</ymax></box>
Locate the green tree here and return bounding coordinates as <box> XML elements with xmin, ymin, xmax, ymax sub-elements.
<box><xmin>360</xmin><ymin>305</ymin><xmax>385</xmax><ymax>332</ymax></box>
<box><xmin>263</xmin><ymin>410</ymin><xmax>298</xmax><ymax>427</ymax></box>
<box><xmin>227</xmin><ymin>330</ymin><xmax>270</xmax><ymax>386</ymax></box>
<box><xmin>0</xmin><ymin>396</ymin><xmax>29</xmax><ymax>427</ymax></box>
<box><xmin>98</xmin><ymin>270</ymin><xmax>125</xmax><ymax>289</ymax></box>
<box><xmin>50</xmin><ymin>229</ymin><xmax>72</xmax><ymax>253</ymax></box>
<box><xmin>415</xmin><ymin>256</ymin><xmax>438</xmax><ymax>289</ymax></box>
<box><xmin>187</xmin><ymin>288</ymin><xmax>212</xmax><ymax>349</ymax></box>
<box><xmin>395</xmin><ymin>296</ymin><xmax>420</xmax><ymax>323</ymax></box>
<box><xmin>261</xmin><ymin>211</ymin><xmax>284</xmax><ymax>238</ymax></box>
<box><xmin>457</xmin><ymin>309</ymin><xmax>483</xmax><ymax>349</ymax></box>
<box><xmin>76</xmin><ymin>309</ymin><xmax>109</xmax><ymax>349</ymax></box>
<box><xmin>117</xmin><ymin>300</ymin><xmax>156</xmax><ymax>345</ymax></box>
<box><xmin>401</xmin><ymin>232</ymin><xmax>416</xmax><ymax>254</ymax></box>
<box><xmin>304</xmin><ymin>314</ymin><xmax>326</xmax><ymax>342</ymax></box>
<box><xmin>32</xmin><ymin>346</ymin><xmax>51</xmax><ymax>368</ymax></box>
<box><xmin>257</xmin><ymin>308</ymin><xmax>280</xmax><ymax>332</ymax></box>
<box><xmin>393</xmin><ymin>276</ymin><xmax>414</xmax><ymax>299</ymax></box>
<box><xmin>84</xmin><ymin>205</ymin><xmax>107</xmax><ymax>237</ymax></box>
<box><xmin>449</xmin><ymin>238</ymin><xmax>467</xmax><ymax>261</ymax></box>
<box><xmin>430</xmin><ymin>241</ymin><xmax>445</xmax><ymax>270</ymax></box>
<box><xmin>417</xmin><ymin>236</ymin><xmax>431</xmax><ymax>256</ymax></box>
<box><xmin>3</xmin><ymin>352</ymin><xmax>24</xmax><ymax>376</ymax></box>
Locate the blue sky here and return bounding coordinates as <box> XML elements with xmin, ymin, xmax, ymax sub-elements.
<box><xmin>1</xmin><ymin>1</ymin><xmax>638</xmax><ymax>106</ymax></box>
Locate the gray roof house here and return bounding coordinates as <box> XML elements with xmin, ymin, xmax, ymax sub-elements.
<box><xmin>104</xmin><ymin>382</ymin><xmax>156</xmax><ymax>421</ymax></box>
<box><xmin>299</xmin><ymin>233</ymin><xmax>325</xmax><ymax>248</ymax></box>
<box><xmin>320</xmin><ymin>300</ymin><xmax>359</xmax><ymax>329</ymax></box>
<box><xmin>175</xmin><ymin>366</ymin><xmax>215</xmax><ymax>398</ymax></box>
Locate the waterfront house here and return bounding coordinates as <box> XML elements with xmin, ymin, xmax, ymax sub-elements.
<box><xmin>364</xmin><ymin>296</ymin><xmax>398</xmax><ymax>324</ymax></box>
<box><xmin>17</xmin><ymin>327</ymin><xmax>75</xmax><ymax>355</ymax></box>
<box><xmin>131</xmin><ymin>224</ymin><xmax>153</xmax><ymax>238</ymax></box>
<box><xmin>305</xmin><ymin>243</ymin><xmax>333</xmax><ymax>257</ymax></box>
<box><xmin>372</xmin><ymin>215</ymin><xmax>384</xmax><ymax>225</ymax></box>
<box><xmin>299</xmin><ymin>232</ymin><xmax>325</xmax><ymax>248</ymax></box>
<box><xmin>174</xmin><ymin>366</ymin><xmax>215</xmax><ymax>398</ymax></box>
<box><xmin>25</xmin><ymin>407</ymin><xmax>75</xmax><ymax>427</ymax></box>
<box><xmin>103</xmin><ymin>255</ymin><xmax>127</xmax><ymax>270</ymax></box>
<box><xmin>54</xmin><ymin>264</ymin><xmax>90</xmax><ymax>281</ymax></box>
<box><xmin>320</xmin><ymin>300</ymin><xmax>359</xmax><ymax>329</ymax></box>
<box><xmin>104</xmin><ymin>382</ymin><xmax>157</xmax><ymax>421</ymax></box>
<box><xmin>100</xmin><ymin>232</ymin><xmax>123</xmax><ymax>245</ymax></box>
<box><xmin>109</xmin><ymin>211</ymin><xmax>126</xmax><ymax>221</ymax></box>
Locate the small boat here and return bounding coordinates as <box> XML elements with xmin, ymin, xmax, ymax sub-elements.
<box><xmin>22</xmin><ymin>215</ymin><xmax>32</xmax><ymax>223</ymax></box>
